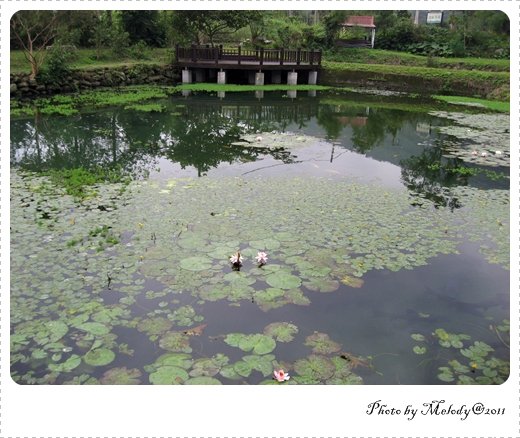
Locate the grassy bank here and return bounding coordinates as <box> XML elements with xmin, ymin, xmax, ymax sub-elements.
<box><xmin>321</xmin><ymin>60</ymin><xmax>509</xmax><ymax>100</ymax></box>
<box><xmin>325</xmin><ymin>48</ymin><xmax>509</xmax><ymax>72</ymax></box>
<box><xmin>10</xmin><ymin>84</ymin><xmax>509</xmax><ymax>120</ymax></box>
<box><xmin>10</xmin><ymin>48</ymin><xmax>172</xmax><ymax>74</ymax></box>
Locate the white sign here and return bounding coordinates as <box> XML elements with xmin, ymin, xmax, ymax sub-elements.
<box><xmin>427</xmin><ymin>11</ymin><xmax>443</xmax><ymax>24</ymax></box>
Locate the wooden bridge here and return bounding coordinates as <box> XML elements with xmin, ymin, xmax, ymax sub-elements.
<box><xmin>174</xmin><ymin>45</ymin><xmax>322</xmax><ymax>85</ymax></box>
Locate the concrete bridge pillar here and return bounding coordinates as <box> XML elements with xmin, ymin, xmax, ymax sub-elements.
<box><xmin>195</xmin><ymin>69</ymin><xmax>206</xmax><ymax>83</ymax></box>
<box><xmin>217</xmin><ymin>70</ymin><xmax>226</xmax><ymax>85</ymax></box>
<box><xmin>308</xmin><ymin>70</ymin><xmax>318</xmax><ymax>85</ymax></box>
<box><xmin>272</xmin><ymin>71</ymin><xmax>282</xmax><ymax>84</ymax></box>
<box><xmin>287</xmin><ymin>71</ymin><xmax>298</xmax><ymax>85</ymax></box>
<box><xmin>182</xmin><ymin>69</ymin><xmax>192</xmax><ymax>84</ymax></box>
<box><xmin>255</xmin><ymin>72</ymin><xmax>265</xmax><ymax>86</ymax></box>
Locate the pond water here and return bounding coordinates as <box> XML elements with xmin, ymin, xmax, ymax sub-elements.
<box><xmin>10</xmin><ymin>90</ymin><xmax>510</xmax><ymax>385</ymax></box>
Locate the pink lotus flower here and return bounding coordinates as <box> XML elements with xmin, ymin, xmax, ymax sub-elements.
<box><xmin>229</xmin><ymin>251</ymin><xmax>243</xmax><ymax>266</ymax></box>
<box><xmin>273</xmin><ymin>369</ymin><xmax>290</xmax><ymax>382</ymax></box>
<box><xmin>255</xmin><ymin>251</ymin><xmax>268</xmax><ymax>265</ymax></box>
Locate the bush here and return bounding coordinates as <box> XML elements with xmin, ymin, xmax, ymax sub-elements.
<box><xmin>129</xmin><ymin>41</ymin><xmax>151</xmax><ymax>60</ymax></box>
<box><xmin>39</xmin><ymin>44</ymin><xmax>75</xmax><ymax>84</ymax></box>
<box><xmin>110</xmin><ymin>29</ymin><xmax>130</xmax><ymax>58</ymax></box>
<box><xmin>375</xmin><ymin>20</ymin><xmax>416</xmax><ymax>51</ymax></box>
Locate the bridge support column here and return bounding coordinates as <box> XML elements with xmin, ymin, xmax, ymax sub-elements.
<box><xmin>287</xmin><ymin>71</ymin><xmax>298</xmax><ymax>85</ymax></box>
<box><xmin>255</xmin><ymin>72</ymin><xmax>265</xmax><ymax>86</ymax></box>
<box><xmin>308</xmin><ymin>70</ymin><xmax>318</xmax><ymax>85</ymax></box>
<box><xmin>272</xmin><ymin>71</ymin><xmax>282</xmax><ymax>84</ymax></box>
<box><xmin>195</xmin><ymin>69</ymin><xmax>206</xmax><ymax>83</ymax></box>
<box><xmin>182</xmin><ymin>69</ymin><xmax>192</xmax><ymax>84</ymax></box>
<box><xmin>217</xmin><ymin>70</ymin><xmax>226</xmax><ymax>85</ymax></box>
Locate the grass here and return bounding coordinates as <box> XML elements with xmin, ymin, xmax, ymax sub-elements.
<box><xmin>10</xmin><ymin>48</ymin><xmax>173</xmax><ymax>74</ymax></box>
<box><xmin>43</xmin><ymin>166</ymin><xmax>130</xmax><ymax>199</ymax></box>
<box><xmin>325</xmin><ymin>48</ymin><xmax>509</xmax><ymax>72</ymax></box>
<box><xmin>433</xmin><ymin>95</ymin><xmax>509</xmax><ymax>112</ymax></box>
<box><xmin>322</xmin><ymin>60</ymin><xmax>509</xmax><ymax>84</ymax></box>
<box><xmin>175</xmin><ymin>83</ymin><xmax>331</xmax><ymax>92</ymax></box>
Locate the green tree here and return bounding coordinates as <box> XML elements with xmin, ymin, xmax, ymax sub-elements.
<box><xmin>10</xmin><ymin>11</ymin><xmax>60</xmax><ymax>79</ymax></box>
<box><xmin>121</xmin><ymin>11</ymin><xmax>165</xmax><ymax>47</ymax></box>
<box><xmin>174</xmin><ymin>11</ymin><xmax>261</xmax><ymax>46</ymax></box>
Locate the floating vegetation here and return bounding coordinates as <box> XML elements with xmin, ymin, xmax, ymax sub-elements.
<box><xmin>10</xmin><ymin>131</ymin><xmax>509</xmax><ymax>384</ymax></box>
<box><xmin>411</xmin><ymin>321</ymin><xmax>509</xmax><ymax>384</ymax></box>
<box><xmin>429</xmin><ymin>111</ymin><xmax>510</xmax><ymax>167</ymax></box>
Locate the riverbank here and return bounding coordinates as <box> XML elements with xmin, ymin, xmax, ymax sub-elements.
<box><xmin>10</xmin><ymin>48</ymin><xmax>509</xmax><ymax>101</ymax></box>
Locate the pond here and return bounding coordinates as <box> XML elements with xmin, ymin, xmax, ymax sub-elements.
<box><xmin>10</xmin><ymin>89</ymin><xmax>510</xmax><ymax>385</ymax></box>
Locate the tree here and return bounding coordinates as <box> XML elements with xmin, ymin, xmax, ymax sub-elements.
<box><xmin>174</xmin><ymin>11</ymin><xmax>261</xmax><ymax>46</ymax></box>
<box><xmin>121</xmin><ymin>11</ymin><xmax>165</xmax><ymax>47</ymax></box>
<box><xmin>10</xmin><ymin>11</ymin><xmax>60</xmax><ymax>79</ymax></box>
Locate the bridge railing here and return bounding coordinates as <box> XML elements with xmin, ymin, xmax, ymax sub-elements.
<box><xmin>175</xmin><ymin>45</ymin><xmax>322</xmax><ymax>66</ymax></box>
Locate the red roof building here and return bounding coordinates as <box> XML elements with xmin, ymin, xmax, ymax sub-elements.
<box><xmin>339</xmin><ymin>15</ymin><xmax>377</xmax><ymax>48</ymax></box>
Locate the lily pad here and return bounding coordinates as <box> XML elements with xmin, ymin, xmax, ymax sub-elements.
<box><xmin>242</xmin><ymin>354</ymin><xmax>275</xmax><ymax>377</ymax></box>
<box><xmin>224</xmin><ymin>333</ymin><xmax>276</xmax><ymax>355</ymax></box>
<box><xmin>294</xmin><ymin>355</ymin><xmax>336</xmax><ymax>381</ymax></box>
<box><xmin>100</xmin><ymin>367</ymin><xmax>142</xmax><ymax>384</ymax></box>
<box><xmin>304</xmin><ymin>332</ymin><xmax>341</xmax><ymax>355</ymax></box>
<box><xmin>76</xmin><ymin>322</ymin><xmax>110</xmax><ymax>336</ymax></box>
<box><xmin>149</xmin><ymin>365</ymin><xmax>189</xmax><ymax>384</ymax></box>
<box><xmin>184</xmin><ymin>376</ymin><xmax>222</xmax><ymax>384</ymax></box>
<box><xmin>340</xmin><ymin>275</ymin><xmax>365</xmax><ymax>288</ymax></box>
<box><xmin>179</xmin><ymin>256</ymin><xmax>213</xmax><ymax>271</ymax></box>
<box><xmin>48</xmin><ymin>354</ymin><xmax>81</xmax><ymax>373</ymax></box>
<box><xmin>137</xmin><ymin>317</ymin><xmax>173</xmax><ymax>337</ymax></box>
<box><xmin>84</xmin><ymin>348</ymin><xmax>115</xmax><ymax>366</ymax></box>
<box><xmin>303</xmin><ymin>278</ymin><xmax>340</xmax><ymax>293</ymax></box>
<box><xmin>265</xmin><ymin>271</ymin><xmax>301</xmax><ymax>289</ymax></box>
<box><xmin>263</xmin><ymin>322</ymin><xmax>298</xmax><ymax>342</ymax></box>
<box><xmin>159</xmin><ymin>332</ymin><xmax>192</xmax><ymax>353</ymax></box>
<box><xmin>46</xmin><ymin>321</ymin><xmax>69</xmax><ymax>342</ymax></box>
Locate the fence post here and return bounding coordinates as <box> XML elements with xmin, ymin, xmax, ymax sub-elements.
<box><xmin>296</xmin><ymin>48</ymin><xmax>301</xmax><ymax>65</ymax></box>
<box><xmin>238</xmin><ymin>46</ymin><xmax>241</xmax><ymax>65</ymax></box>
<box><xmin>260</xmin><ymin>47</ymin><xmax>264</xmax><ymax>66</ymax></box>
<box><xmin>280</xmin><ymin>48</ymin><xmax>284</xmax><ymax>65</ymax></box>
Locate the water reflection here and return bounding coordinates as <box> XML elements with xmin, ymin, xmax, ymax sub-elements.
<box><xmin>11</xmin><ymin>92</ymin><xmax>508</xmax><ymax>198</ymax></box>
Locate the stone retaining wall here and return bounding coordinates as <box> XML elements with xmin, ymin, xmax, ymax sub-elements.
<box><xmin>10</xmin><ymin>64</ymin><xmax>180</xmax><ymax>99</ymax></box>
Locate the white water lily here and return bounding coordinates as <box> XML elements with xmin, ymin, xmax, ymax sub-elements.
<box><xmin>229</xmin><ymin>251</ymin><xmax>243</xmax><ymax>266</ymax></box>
<box><xmin>481</xmin><ymin>151</ymin><xmax>488</xmax><ymax>157</ymax></box>
<box><xmin>255</xmin><ymin>251</ymin><xmax>268</xmax><ymax>265</ymax></box>
<box><xmin>495</xmin><ymin>150</ymin><xmax>503</xmax><ymax>155</ymax></box>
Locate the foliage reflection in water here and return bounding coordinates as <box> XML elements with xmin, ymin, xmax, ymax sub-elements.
<box><xmin>10</xmin><ymin>91</ymin><xmax>509</xmax><ymax>384</ymax></box>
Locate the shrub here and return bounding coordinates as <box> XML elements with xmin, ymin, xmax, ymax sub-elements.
<box><xmin>38</xmin><ymin>44</ymin><xmax>75</xmax><ymax>84</ymax></box>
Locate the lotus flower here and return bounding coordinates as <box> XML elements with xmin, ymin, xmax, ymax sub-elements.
<box><xmin>481</xmin><ymin>151</ymin><xmax>488</xmax><ymax>157</ymax></box>
<box><xmin>229</xmin><ymin>251</ymin><xmax>243</xmax><ymax>266</ymax></box>
<box><xmin>471</xmin><ymin>150</ymin><xmax>478</xmax><ymax>156</ymax></box>
<box><xmin>273</xmin><ymin>369</ymin><xmax>290</xmax><ymax>382</ymax></box>
<box><xmin>495</xmin><ymin>150</ymin><xmax>503</xmax><ymax>155</ymax></box>
<box><xmin>255</xmin><ymin>251</ymin><xmax>268</xmax><ymax>265</ymax></box>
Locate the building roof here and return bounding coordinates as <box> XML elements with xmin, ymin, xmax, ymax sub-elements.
<box><xmin>342</xmin><ymin>16</ymin><xmax>376</xmax><ymax>28</ymax></box>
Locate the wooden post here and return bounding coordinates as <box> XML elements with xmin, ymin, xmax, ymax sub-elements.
<box><xmin>238</xmin><ymin>46</ymin><xmax>241</xmax><ymax>65</ymax></box>
<box><xmin>280</xmin><ymin>48</ymin><xmax>284</xmax><ymax>65</ymax></box>
<box><xmin>260</xmin><ymin>47</ymin><xmax>264</xmax><ymax>66</ymax></box>
<box><xmin>296</xmin><ymin>48</ymin><xmax>301</xmax><ymax>65</ymax></box>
